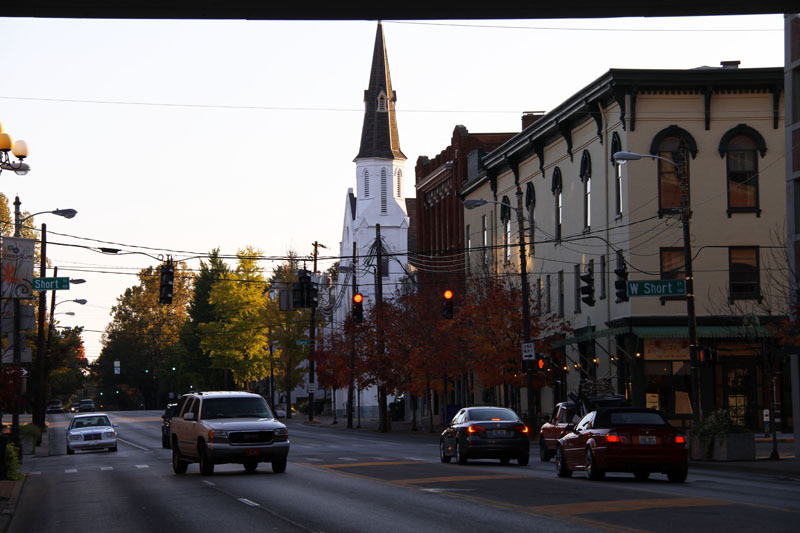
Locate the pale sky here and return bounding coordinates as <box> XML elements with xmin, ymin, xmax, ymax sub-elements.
<box><xmin>0</xmin><ymin>15</ymin><xmax>785</xmax><ymax>362</ymax></box>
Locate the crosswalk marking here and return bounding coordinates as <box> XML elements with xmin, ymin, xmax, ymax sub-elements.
<box><xmin>135</xmin><ymin>465</ymin><xmax>149</xmax><ymax>469</ymax></box>
<box><xmin>100</xmin><ymin>467</ymin><xmax>113</xmax><ymax>471</ymax></box>
<box><xmin>65</xmin><ymin>469</ymin><xmax>77</xmax><ymax>473</ymax></box>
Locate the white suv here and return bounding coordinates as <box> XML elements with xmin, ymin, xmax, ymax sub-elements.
<box><xmin>169</xmin><ymin>391</ymin><xmax>289</xmax><ymax>475</ymax></box>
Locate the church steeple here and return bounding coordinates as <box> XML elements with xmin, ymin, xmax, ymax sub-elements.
<box><xmin>355</xmin><ymin>22</ymin><xmax>406</xmax><ymax>161</ymax></box>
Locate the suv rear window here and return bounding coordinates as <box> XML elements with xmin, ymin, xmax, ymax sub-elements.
<box><xmin>201</xmin><ymin>397</ymin><xmax>272</xmax><ymax>420</ymax></box>
<box><xmin>607</xmin><ymin>411</ymin><xmax>667</xmax><ymax>426</ymax></box>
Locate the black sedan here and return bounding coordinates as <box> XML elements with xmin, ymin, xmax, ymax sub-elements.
<box><xmin>161</xmin><ymin>403</ymin><xmax>178</xmax><ymax>449</ymax></box>
<box><xmin>440</xmin><ymin>406</ymin><xmax>530</xmax><ymax>465</ymax></box>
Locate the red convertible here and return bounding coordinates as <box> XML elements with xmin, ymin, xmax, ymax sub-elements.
<box><xmin>555</xmin><ymin>407</ymin><xmax>689</xmax><ymax>482</ymax></box>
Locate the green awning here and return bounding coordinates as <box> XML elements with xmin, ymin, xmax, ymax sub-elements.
<box><xmin>631</xmin><ymin>325</ymin><xmax>772</xmax><ymax>339</ymax></box>
<box><xmin>551</xmin><ymin>327</ymin><xmax>630</xmax><ymax>347</ymax></box>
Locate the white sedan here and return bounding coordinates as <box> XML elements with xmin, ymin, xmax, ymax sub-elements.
<box><xmin>66</xmin><ymin>413</ymin><xmax>118</xmax><ymax>454</ymax></box>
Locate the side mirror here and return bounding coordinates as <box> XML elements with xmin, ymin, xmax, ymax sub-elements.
<box><xmin>183</xmin><ymin>412</ymin><xmax>196</xmax><ymax>421</ymax></box>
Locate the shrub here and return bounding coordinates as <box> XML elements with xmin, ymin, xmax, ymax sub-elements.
<box><xmin>4</xmin><ymin>443</ymin><xmax>23</xmax><ymax>480</ymax></box>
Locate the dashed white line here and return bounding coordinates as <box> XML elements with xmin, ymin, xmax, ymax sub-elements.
<box><xmin>337</xmin><ymin>457</ymin><xmax>358</xmax><ymax>461</ymax></box>
<box><xmin>305</xmin><ymin>457</ymin><xmax>323</xmax><ymax>462</ymax></box>
<box><xmin>135</xmin><ymin>464</ymin><xmax>149</xmax><ymax>469</ymax></box>
<box><xmin>65</xmin><ymin>469</ymin><xmax>77</xmax><ymax>473</ymax></box>
<box><xmin>202</xmin><ymin>480</ymin><xmax>216</xmax><ymax>487</ymax></box>
<box><xmin>239</xmin><ymin>498</ymin><xmax>260</xmax><ymax>507</ymax></box>
<box><xmin>100</xmin><ymin>466</ymin><xmax>113</xmax><ymax>471</ymax></box>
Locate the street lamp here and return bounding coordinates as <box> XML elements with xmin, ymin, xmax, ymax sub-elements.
<box><xmin>0</xmin><ymin>123</ymin><xmax>30</xmax><ymax>176</ymax></box>
<box><xmin>613</xmin><ymin>150</ymin><xmax>701</xmax><ymax>423</ymax></box>
<box><xmin>464</xmin><ymin>190</ymin><xmax>536</xmax><ymax>425</ymax></box>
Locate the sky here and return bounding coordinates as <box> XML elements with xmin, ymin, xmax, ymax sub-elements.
<box><xmin>0</xmin><ymin>15</ymin><xmax>786</xmax><ymax>362</ymax></box>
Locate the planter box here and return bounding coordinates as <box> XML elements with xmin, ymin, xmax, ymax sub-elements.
<box><xmin>711</xmin><ymin>432</ymin><xmax>755</xmax><ymax>461</ymax></box>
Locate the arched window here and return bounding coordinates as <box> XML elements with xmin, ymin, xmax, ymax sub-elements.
<box><xmin>719</xmin><ymin>124</ymin><xmax>766</xmax><ymax>216</ymax></box>
<box><xmin>551</xmin><ymin>167</ymin><xmax>563</xmax><ymax>242</ymax></box>
<box><xmin>500</xmin><ymin>196</ymin><xmax>512</xmax><ymax>262</ymax></box>
<box><xmin>650</xmin><ymin>126</ymin><xmax>696</xmax><ymax>215</ymax></box>
<box><xmin>580</xmin><ymin>151</ymin><xmax>592</xmax><ymax>229</ymax></box>
<box><xmin>380</xmin><ymin>168</ymin><xmax>388</xmax><ymax>213</ymax></box>
<box><xmin>525</xmin><ymin>182</ymin><xmax>535</xmax><ymax>254</ymax></box>
<box><xmin>396</xmin><ymin>168</ymin><xmax>402</xmax><ymax>197</ymax></box>
<box><xmin>364</xmin><ymin>169</ymin><xmax>370</xmax><ymax>198</ymax></box>
<box><xmin>378</xmin><ymin>93</ymin><xmax>387</xmax><ymax>112</ymax></box>
<box><xmin>611</xmin><ymin>132</ymin><xmax>623</xmax><ymax>215</ymax></box>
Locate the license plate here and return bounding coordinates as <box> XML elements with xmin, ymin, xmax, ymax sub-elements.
<box><xmin>246</xmin><ymin>448</ymin><xmax>260</xmax><ymax>456</ymax></box>
<box><xmin>638</xmin><ymin>435</ymin><xmax>656</xmax><ymax>445</ymax></box>
<box><xmin>490</xmin><ymin>430</ymin><xmax>510</xmax><ymax>438</ymax></box>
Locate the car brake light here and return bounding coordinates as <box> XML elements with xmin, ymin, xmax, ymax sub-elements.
<box><xmin>606</xmin><ymin>431</ymin><xmax>630</xmax><ymax>444</ymax></box>
<box><xmin>468</xmin><ymin>425</ymin><xmax>486</xmax><ymax>434</ymax></box>
<box><xmin>514</xmin><ymin>424</ymin><xmax>529</xmax><ymax>434</ymax></box>
<box><xmin>675</xmin><ymin>435</ymin><xmax>686</xmax><ymax>444</ymax></box>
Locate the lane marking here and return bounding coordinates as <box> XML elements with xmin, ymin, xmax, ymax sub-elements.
<box><xmin>239</xmin><ymin>498</ymin><xmax>260</xmax><ymax>507</ymax></box>
<box><xmin>28</xmin><ymin>471</ymin><xmax>41</xmax><ymax>476</ymax></box>
<box><xmin>402</xmin><ymin>457</ymin><xmax>429</xmax><ymax>462</ymax></box>
<box><xmin>319</xmin><ymin>461</ymin><xmax>422</xmax><ymax>469</ymax></box>
<box><xmin>65</xmin><ymin>469</ymin><xmax>77</xmax><ymax>473</ymax></box>
<box><xmin>100</xmin><ymin>467</ymin><xmax>113</xmax><ymax>471</ymax></box>
<box><xmin>305</xmin><ymin>457</ymin><xmax>323</xmax><ymax>462</ymax></box>
<box><xmin>135</xmin><ymin>464</ymin><xmax>149</xmax><ymax>469</ymax></box>
<box><xmin>202</xmin><ymin>480</ymin><xmax>216</xmax><ymax>487</ymax></box>
<box><xmin>117</xmin><ymin>437</ymin><xmax>149</xmax><ymax>451</ymax></box>
<box><xmin>531</xmin><ymin>497</ymin><xmax>733</xmax><ymax>516</ymax></box>
<box><xmin>336</xmin><ymin>457</ymin><xmax>358</xmax><ymax>462</ymax></box>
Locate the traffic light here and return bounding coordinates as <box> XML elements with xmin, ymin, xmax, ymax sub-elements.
<box><xmin>614</xmin><ymin>262</ymin><xmax>629</xmax><ymax>303</ymax></box>
<box><xmin>580</xmin><ymin>261</ymin><xmax>595</xmax><ymax>307</ymax></box>
<box><xmin>442</xmin><ymin>289</ymin><xmax>454</xmax><ymax>319</ymax></box>
<box><xmin>697</xmin><ymin>346</ymin><xmax>717</xmax><ymax>365</ymax></box>
<box><xmin>535</xmin><ymin>355</ymin><xmax>551</xmax><ymax>371</ymax></box>
<box><xmin>309</xmin><ymin>280</ymin><xmax>319</xmax><ymax>309</ymax></box>
<box><xmin>293</xmin><ymin>269</ymin><xmax>312</xmax><ymax>308</ymax></box>
<box><xmin>159</xmin><ymin>259</ymin><xmax>175</xmax><ymax>304</ymax></box>
<box><xmin>352</xmin><ymin>292</ymin><xmax>364</xmax><ymax>323</ymax></box>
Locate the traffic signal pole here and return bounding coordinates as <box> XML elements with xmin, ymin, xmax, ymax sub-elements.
<box><xmin>348</xmin><ymin>241</ymin><xmax>357</xmax><ymax>429</ymax></box>
<box><xmin>307</xmin><ymin>242</ymin><xmax>321</xmax><ymax>423</ymax></box>
<box><xmin>515</xmin><ymin>184</ymin><xmax>536</xmax><ymax>428</ymax></box>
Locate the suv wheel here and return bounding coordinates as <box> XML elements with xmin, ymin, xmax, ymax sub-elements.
<box><xmin>198</xmin><ymin>442</ymin><xmax>214</xmax><ymax>475</ymax></box>
<box><xmin>272</xmin><ymin>455</ymin><xmax>287</xmax><ymax>473</ymax></box>
<box><xmin>172</xmin><ymin>445</ymin><xmax>188</xmax><ymax>474</ymax></box>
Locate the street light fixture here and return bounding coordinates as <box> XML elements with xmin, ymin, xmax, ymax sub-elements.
<box><xmin>613</xmin><ymin>150</ymin><xmax>702</xmax><ymax>423</ymax></box>
<box><xmin>464</xmin><ymin>190</ymin><xmax>536</xmax><ymax>424</ymax></box>
<box><xmin>0</xmin><ymin>123</ymin><xmax>30</xmax><ymax>176</ymax></box>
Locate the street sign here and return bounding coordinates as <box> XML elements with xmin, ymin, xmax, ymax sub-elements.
<box><xmin>32</xmin><ymin>277</ymin><xmax>71</xmax><ymax>291</ymax></box>
<box><xmin>296</xmin><ymin>339</ymin><xmax>313</xmax><ymax>346</ymax></box>
<box><xmin>521</xmin><ymin>342</ymin><xmax>536</xmax><ymax>361</ymax></box>
<box><xmin>307</xmin><ymin>383</ymin><xmax>316</xmax><ymax>393</ymax></box>
<box><xmin>627</xmin><ymin>279</ymin><xmax>686</xmax><ymax>297</ymax></box>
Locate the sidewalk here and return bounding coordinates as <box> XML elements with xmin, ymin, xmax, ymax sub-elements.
<box><xmin>289</xmin><ymin>413</ymin><xmax>800</xmax><ymax>478</ymax></box>
<box><xmin>0</xmin><ymin>419</ymin><xmax>50</xmax><ymax>533</ymax></box>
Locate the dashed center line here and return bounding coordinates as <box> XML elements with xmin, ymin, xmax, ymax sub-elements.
<box><xmin>65</xmin><ymin>469</ymin><xmax>77</xmax><ymax>473</ymax></box>
<box><xmin>239</xmin><ymin>498</ymin><xmax>260</xmax><ymax>507</ymax></box>
<box><xmin>135</xmin><ymin>465</ymin><xmax>149</xmax><ymax>469</ymax></box>
<box><xmin>100</xmin><ymin>467</ymin><xmax>113</xmax><ymax>471</ymax></box>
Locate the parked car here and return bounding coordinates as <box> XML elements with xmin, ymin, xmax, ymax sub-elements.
<box><xmin>161</xmin><ymin>403</ymin><xmax>178</xmax><ymax>449</ymax></box>
<box><xmin>169</xmin><ymin>391</ymin><xmax>290</xmax><ymax>475</ymax></box>
<box><xmin>66</xmin><ymin>413</ymin><xmax>118</xmax><ymax>454</ymax></box>
<box><xmin>46</xmin><ymin>400</ymin><xmax>64</xmax><ymax>414</ymax></box>
<box><xmin>555</xmin><ymin>407</ymin><xmax>688</xmax><ymax>482</ymax></box>
<box><xmin>440</xmin><ymin>406</ymin><xmax>530</xmax><ymax>466</ymax></box>
<box><xmin>78</xmin><ymin>399</ymin><xmax>96</xmax><ymax>412</ymax></box>
<box><xmin>538</xmin><ymin>401</ymin><xmax>579</xmax><ymax>461</ymax></box>
<box><xmin>69</xmin><ymin>404</ymin><xmax>80</xmax><ymax>413</ymax></box>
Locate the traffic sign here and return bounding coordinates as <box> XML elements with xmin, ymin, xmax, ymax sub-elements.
<box><xmin>626</xmin><ymin>279</ymin><xmax>686</xmax><ymax>297</ymax></box>
<box><xmin>521</xmin><ymin>342</ymin><xmax>536</xmax><ymax>360</ymax></box>
<box><xmin>296</xmin><ymin>339</ymin><xmax>313</xmax><ymax>346</ymax></box>
<box><xmin>32</xmin><ymin>277</ymin><xmax>71</xmax><ymax>291</ymax></box>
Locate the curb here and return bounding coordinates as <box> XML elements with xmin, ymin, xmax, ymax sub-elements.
<box><xmin>0</xmin><ymin>477</ymin><xmax>25</xmax><ymax>533</ymax></box>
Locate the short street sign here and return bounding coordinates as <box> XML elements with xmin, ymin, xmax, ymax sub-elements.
<box><xmin>521</xmin><ymin>342</ymin><xmax>535</xmax><ymax>361</ymax></box>
<box><xmin>33</xmin><ymin>277</ymin><xmax>70</xmax><ymax>291</ymax></box>
<box><xmin>295</xmin><ymin>339</ymin><xmax>313</xmax><ymax>346</ymax></box>
<box><xmin>627</xmin><ymin>279</ymin><xmax>686</xmax><ymax>297</ymax></box>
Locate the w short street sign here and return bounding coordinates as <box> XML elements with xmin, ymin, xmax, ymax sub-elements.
<box><xmin>627</xmin><ymin>279</ymin><xmax>686</xmax><ymax>297</ymax></box>
<box><xmin>33</xmin><ymin>277</ymin><xmax>71</xmax><ymax>291</ymax></box>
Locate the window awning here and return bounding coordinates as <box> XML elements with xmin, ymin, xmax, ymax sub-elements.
<box><xmin>631</xmin><ymin>325</ymin><xmax>772</xmax><ymax>339</ymax></box>
<box><xmin>551</xmin><ymin>327</ymin><xmax>630</xmax><ymax>347</ymax></box>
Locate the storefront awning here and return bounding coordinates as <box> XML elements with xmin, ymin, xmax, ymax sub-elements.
<box><xmin>551</xmin><ymin>327</ymin><xmax>630</xmax><ymax>347</ymax></box>
<box><xmin>631</xmin><ymin>325</ymin><xmax>772</xmax><ymax>339</ymax></box>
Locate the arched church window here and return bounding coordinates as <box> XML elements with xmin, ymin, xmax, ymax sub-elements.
<box><xmin>364</xmin><ymin>169</ymin><xmax>370</xmax><ymax>198</ymax></box>
<box><xmin>381</xmin><ymin>168</ymin><xmax>388</xmax><ymax>214</ymax></box>
<box><xmin>396</xmin><ymin>169</ymin><xmax>402</xmax><ymax>197</ymax></box>
<box><xmin>378</xmin><ymin>94</ymin><xmax>387</xmax><ymax>112</ymax></box>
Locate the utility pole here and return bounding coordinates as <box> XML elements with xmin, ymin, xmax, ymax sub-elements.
<box><xmin>348</xmin><ymin>241</ymin><xmax>357</xmax><ymax>429</ymax></box>
<box><xmin>11</xmin><ymin>196</ymin><xmax>22</xmax><ymax>447</ymax></box>
<box><xmin>34</xmin><ymin>223</ymin><xmax>47</xmax><ymax>430</ymax></box>
<box><xmin>515</xmin><ymin>184</ymin><xmax>537</xmax><ymax>427</ymax></box>
<box><xmin>307</xmin><ymin>241</ymin><xmax>322</xmax><ymax>423</ymax></box>
<box><xmin>375</xmin><ymin>225</ymin><xmax>388</xmax><ymax>432</ymax></box>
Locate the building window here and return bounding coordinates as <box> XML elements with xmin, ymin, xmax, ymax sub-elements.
<box><xmin>574</xmin><ymin>264</ymin><xmax>582</xmax><ymax>313</ymax></box>
<box><xmin>537</xmin><ymin>278</ymin><xmax>543</xmax><ymax>315</ymax></box>
<box><xmin>500</xmin><ymin>196</ymin><xmax>511</xmax><ymax>263</ymax></box>
<box><xmin>466</xmin><ymin>224</ymin><xmax>471</xmax><ymax>271</ymax></box>
<box><xmin>380</xmin><ymin>168</ymin><xmax>387</xmax><ymax>214</ymax></box>
<box><xmin>719</xmin><ymin>125</ymin><xmax>766</xmax><ymax>216</ymax></box>
<box><xmin>580</xmin><ymin>150</ymin><xmax>591</xmax><ymax>230</ymax></box>
<box><xmin>729</xmin><ymin>247</ymin><xmax>760</xmax><ymax>300</ymax></box>
<box><xmin>525</xmin><ymin>182</ymin><xmax>535</xmax><ymax>255</ymax></box>
<box><xmin>651</xmin><ymin>126</ymin><xmax>696</xmax><ymax>216</ymax></box>
<box><xmin>552</xmin><ymin>167</ymin><xmax>563</xmax><ymax>242</ymax></box>
<box><xmin>481</xmin><ymin>215</ymin><xmax>487</xmax><ymax>266</ymax></box>
<box><xmin>611</xmin><ymin>132</ymin><xmax>623</xmax><ymax>216</ymax></box>
<box><xmin>396</xmin><ymin>169</ymin><xmax>402</xmax><ymax>197</ymax></box>
<box><xmin>381</xmin><ymin>254</ymin><xmax>390</xmax><ymax>278</ymax></box>
<box><xmin>364</xmin><ymin>169</ymin><xmax>370</xmax><ymax>198</ymax></box>
<box><xmin>546</xmin><ymin>275</ymin><xmax>552</xmax><ymax>314</ymax></box>
<box><xmin>558</xmin><ymin>270</ymin><xmax>564</xmax><ymax>318</ymax></box>
<box><xmin>378</xmin><ymin>93</ymin><xmax>387</xmax><ymax>111</ymax></box>
<box><xmin>660</xmin><ymin>248</ymin><xmax>685</xmax><ymax>280</ymax></box>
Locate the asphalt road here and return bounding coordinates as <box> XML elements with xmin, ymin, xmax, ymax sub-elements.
<box><xmin>10</xmin><ymin>411</ymin><xmax>800</xmax><ymax>532</ymax></box>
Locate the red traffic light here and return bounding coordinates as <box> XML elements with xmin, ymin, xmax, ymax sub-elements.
<box><xmin>443</xmin><ymin>289</ymin><xmax>454</xmax><ymax>300</ymax></box>
<box><xmin>537</xmin><ymin>358</ymin><xmax>545</xmax><ymax>370</ymax></box>
<box><xmin>353</xmin><ymin>293</ymin><xmax>363</xmax><ymax>304</ymax></box>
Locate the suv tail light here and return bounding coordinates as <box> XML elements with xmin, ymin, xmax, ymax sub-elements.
<box><xmin>467</xmin><ymin>425</ymin><xmax>486</xmax><ymax>434</ymax></box>
<box><xmin>605</xmin><ymin>431</ymin><xmax>630</xmax><ymax>444</ymax></box>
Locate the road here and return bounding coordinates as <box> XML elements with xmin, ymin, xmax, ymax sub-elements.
<box><xmin>10</xmin><ymin>411</ymin><xmax>800</xmax><ymax>532</ymax></box>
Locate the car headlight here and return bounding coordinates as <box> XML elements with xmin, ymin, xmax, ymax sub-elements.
<box><xmin>274</xmin><ymin>427</ymin><xmax>288</xmax><ymax>442</ymax></box>
<box><xmin>102</xmin><ymin>431</ymin><xmax>116</xmax><ymax>439</ymax></box>
<box><xmin>68</xmin><ymin>433</ymin><xmax>83</xmax><ymax>441</ymax></box>
<box><xmin>208</xmin><ymin>430</ymin><xmax>228</xmax><ymax>443</ymax></box>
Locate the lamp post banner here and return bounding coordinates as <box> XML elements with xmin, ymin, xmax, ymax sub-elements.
<box><xmin>1</xmin><ymin>237</ymin><xmax>35</xmax><ymax>299</ymax></box>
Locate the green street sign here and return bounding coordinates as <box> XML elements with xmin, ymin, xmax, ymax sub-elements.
<box><xmin>627</xmin><ymin>279</ymin><xmax>686</xmax><ymax>297</ymax></box>
<box><xmin>32</xmin><ymin>277</ymin><xmax>71</xmax><ymax>291</ymax></box>
<box><xmin>295</xmin><ymin>339</ymin><xmax>313</xmax><ymax>346</ymax></box>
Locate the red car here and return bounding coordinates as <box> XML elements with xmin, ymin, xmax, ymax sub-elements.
<box><xmin>555</xmin><ymin>407</ymin><xmax>688</xmax><ymax>482</ymax></box>
<box><xmin>538</xmin><ymin>401</ymin><xmax>579</xmax><ymax>461</ymax></box>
